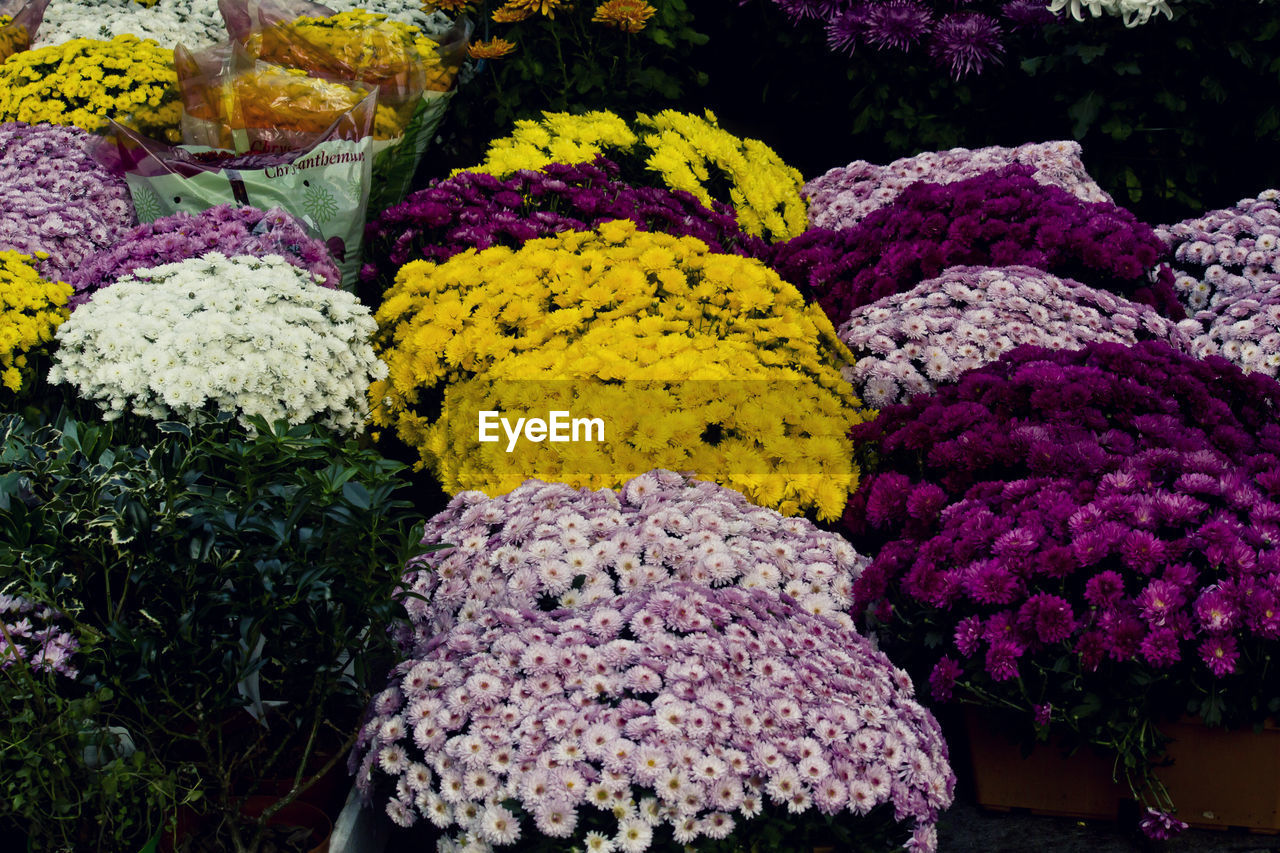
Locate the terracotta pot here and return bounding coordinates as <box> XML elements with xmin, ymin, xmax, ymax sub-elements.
<box><xmin>963</xmin><ymin>707</ymin><xmax>1280</xmax><ymax>832</ymax></box>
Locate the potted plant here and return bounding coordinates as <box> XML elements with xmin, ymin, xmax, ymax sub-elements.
<box><xmin>843</xmin><ymin>339</ymin><xmax>1280</xmax><ymax>837</ymax></box>
<box><xmin>0</xmin><ymin>408</ymin><xmax>431</xmax><ymax>852</ymax></box>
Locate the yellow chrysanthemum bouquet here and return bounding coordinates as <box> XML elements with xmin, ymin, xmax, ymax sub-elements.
<box><xmin>468</xmin><ymin>108</ymin><xmax>809</xmax><ymax>242</ymax></box>
<box><xmin>0</xmin><ymin>250</ymin><xmax>70</xmax><ymax>397</ymax></box>
<box><xmin>372</xmin><ymin>219</ymin><xmax>871</xmax><ymax>519</ymax></box>
<box><xmin>0</xmin><ymin>35</ymin><xmax>182</xmax><ymax>142</ymax></box>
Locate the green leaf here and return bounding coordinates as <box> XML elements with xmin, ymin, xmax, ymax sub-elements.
<box><xmin>341</xmin><ymin>481</ymin><xmax>371</xmax><ymax>511</ymax></box>
<box><xmin>156</xmin><ymin>422</ymin><xmax>191</xmax><ymax>438</ymax></box>
<box><xmin>1068</xmin><ymin>91</ymin><xmax>1104</xmax><ymax>137</ymax></box>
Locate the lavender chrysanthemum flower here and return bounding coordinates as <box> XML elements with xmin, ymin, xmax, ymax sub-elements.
<box><xmin>1157</xmin><ymin>189</ymin><xmax>1280</xmax><ymax>311</ymax></box>
<box><xmin>395</xmin><ymin>470</ymin><xmax>868</xmax><ymax>643</ymax></box>
<box><xmin>929</xmin><ymin>12</ymin><xmax>1004</xmax><ymax>78</ymax></box>
<box><xmin>839</xmin><ymin>265</ymin><xmax>1191</xmax><ymax>406</ymax></box>
<box><xmin>0</xmin><ymin>122</ymin><xmax>134</xmax><ymax>284</ymax></box>
<box><xmin>70</xmin><ymin>205</ymin><xmax>339</xmax><ymax>306</ymax></box>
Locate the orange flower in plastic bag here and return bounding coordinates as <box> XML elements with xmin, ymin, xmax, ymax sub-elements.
<box><xmin>247</xmin><ymin>10</ymin><xmax>448</xmax><ymax>94</ymax></box>
<box><xmin>230</xmin><ymin>65</ymin><xmax>403</xmax><ymax>140</ymax></box>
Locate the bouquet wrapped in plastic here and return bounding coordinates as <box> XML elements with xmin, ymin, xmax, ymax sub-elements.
<box><xmin>0</xmin><ymin>0</ymin><xmax>50</xmax><ymax>61</ymax></box>
<box><xmin>216</xmin><ymin>0</ymin><xmax>469</xmax><ymax>209</ymax></box>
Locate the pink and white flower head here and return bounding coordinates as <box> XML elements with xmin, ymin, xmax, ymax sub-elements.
<box><xmin>1157</xmin><ymin>190</ymin><xmax>1280</xmax><ymax>311</ymax></box>
<box><xmin>804</xmin><ymin>140</ymin><xmax>1111</xmax><ymax>231</ymax></box>
<box><xmin>840</xmin><ymin>265</ymin><xmax>1192</xmax><ymax>406</ymax></box>
<box><xmin>355</xmin><ymin>582</ymin><xmax>954</xmax><ymax>851</ymax></box>
<box><xmin>395</xmin><ymin>470</ymin><xmax>868</xmax><ymax>647</ymax></box>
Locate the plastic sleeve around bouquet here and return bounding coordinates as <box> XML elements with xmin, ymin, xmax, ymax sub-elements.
<box><xmin>92</xmin><ymin>104</ymin><xmax>375</xmax><ymax>289</ymax></box>
<box><xmin>220</xmin><ymin>0</ymin><xmax>462</xmax><ymax>100</ymax></box>
<box><xmin>176</xmin><ymin>41</ymin><xmax>389</xmax><ymax>152</ymax></box>
<box><xmin>0</xmin><ymin>0</ymin><xmax>50</xmax><ymax>61</ymax></box>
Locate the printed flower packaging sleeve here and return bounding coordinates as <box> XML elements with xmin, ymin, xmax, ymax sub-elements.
<box><xmin>94</xmin><ymin>112</ymin><xmax>373</xmax><ymax>289</ymax></box>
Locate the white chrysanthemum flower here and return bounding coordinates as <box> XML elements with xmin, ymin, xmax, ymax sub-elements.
<box><xmin>1048</xmin><ymin>0</ymin><xmax>1174</xmax><ymax>26</ymax></box>
<box><xmin>49</xmin><ymin>253</ymin><xmax>384</xmax><ymax>433</ymax></box>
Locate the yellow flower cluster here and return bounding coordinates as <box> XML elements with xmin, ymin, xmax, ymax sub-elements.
<box><xmin>0</xmin><ymin>251</ymin><xmax>71</xmax><ymax>395</ymax></box>
<box><xmin>371</xmin><ymin>220</ymin><xmax>870</xmax><ymax>519</ymax></box>
<box><xmin>247</xmin><ymin>10</ymin><xmax>455</xmax><ymax>92</ymax></box>
<box><xmin>0</xmin><ymin>36</ymin><xmax>182</xmax><ymax>143</ymax></box>
<box><xmin>639</xmin><ymin>109</ymin><xmax>808</xmax><ymax>242</ymax></box>
<box><xmin>468</xmin><ymin>109</ymin><xmax>808</xmax><ymax>242</ymax></box>
<box><xmin>468</xmin><ymin>110</ymin><xmax>638</xmax><ymax>176</ymax></box>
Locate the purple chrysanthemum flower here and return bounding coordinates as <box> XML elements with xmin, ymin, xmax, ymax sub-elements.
<box><xmin>1139</xmin><ymin>808</ymin><xmax>1188</xmax><ymax>840</ymax></box>
<box><xmin>825</xmin><ymin>6</ymin><xmax>871</xmax><ymax>54</ymax></box>
<box><xmin>1002</xmin><ymin>0</ymin><xmax>1059</xmax><ymax>27</ymax></box>
<box><xmin>861</xmin><ymin>0</ymin><xmax>934</xmax><ymax>51</ymax></box>
<box><xmin>929</xmin><ymin>12</ymin><xmax>1005</xmax><ymax>78</ymax></box>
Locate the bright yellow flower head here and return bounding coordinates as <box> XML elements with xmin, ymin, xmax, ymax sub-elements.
<box><xmin>371</xmin><ymin>221</ymin><xmax>871</xmax><ymax>519</ymax></box>
<box><xmin>592</xmin><ymin>0</ymin><xmax>657</xmax><ymax>33</ymax></box>
<box><xmin>0</xmin><ymin>252</ymin><xmax>71</xmax><ymax>396</ymax></box>
<box><xmin>468</xmin><ymin>37</ymin><xmax>517</xmax><ymax>60</ymax></box>
<box><xmin>500</xmin><ymin>0</ymin><xmax>571</xmax><ymax>18</ymax></box>
<box><xmin>0</xmin><ymin>36</ymin><xmax>181</xmax><ymax>143</ymax></box>
<box><xmin>469</xmin><ymin>109</ymin><xmax>808</xmax><ymax>243</ymax></box>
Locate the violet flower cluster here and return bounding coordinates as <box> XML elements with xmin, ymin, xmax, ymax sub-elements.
<box><xmin>0</xmin><ymin>122</ymin><xmax>134</xmax><ymax>284</ymax></box>
<box><xmin>0</xmin><ymin>594</ymin><xmax>79</xmax><ymax>679</ymax></box>
<box><xmin>761</xmin><ymin>0</ymin><xmax>1059</xmax><ymax>79</ymax></box>
<box><xmin>843</xmin><ymin>340</ymin><xmax>1280</xmax><ymax>832</ymax></box>
<box><xmin>770</xmin><ymin>165</ymin><xmax>1182</xmax><ymax>326</ymax></box>
<box><xmin>360</xmin><ymin>158</ymin><xmax>769</xmax><ymax>290</ymax></box>
<box><xmin>353</xmin><ymin>582</ymin><xmax>954</xmax><ymax>852</ymax></box>
<box><xmin>840</xmin><ymin>265</ymin><xmax>1192</xmax><ymax>406</ymax></box>
<box><xmin>1156</xmin><ymin>189</ymin><xmax>1280</xmax><ymax>311</ymax></box>
<box><xmin>396</xmin><ymin>471</ymin><xmax>867</xmax><ymax>645</ymax></box>
<box><xmin>804</xmin><ymin>140</ymin><xmax>1111</xmax><ymax>231</ymax></box>
<box><xmin>69</xmin><ymin>205</ymin><xmax>341</xmax><ymax>307</ymax></box>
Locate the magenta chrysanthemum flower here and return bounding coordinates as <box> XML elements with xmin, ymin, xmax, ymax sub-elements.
<box><xmin>928</xmin><ymin>656</ymin><xmax>962</xmax><ymax>701</ymax></box>
<box><xmin>929</xmin><ymin>12</ymin><xmax>1005</xmax><ymax>78</ymax></box>
<box><xmin>1139</xmin><ymin>626</ymin><xmax>1181</xmax><ymax>668</ymax></box>
<box><xmin>1199</xmin><ymin>634</ymin><xmax>1239</xmax><ymax>677</ymax></box>
<box><xmin>1083</xmin><ymin>571</ymin><xmax>1126</xmax><ymax>608</ymax></box>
